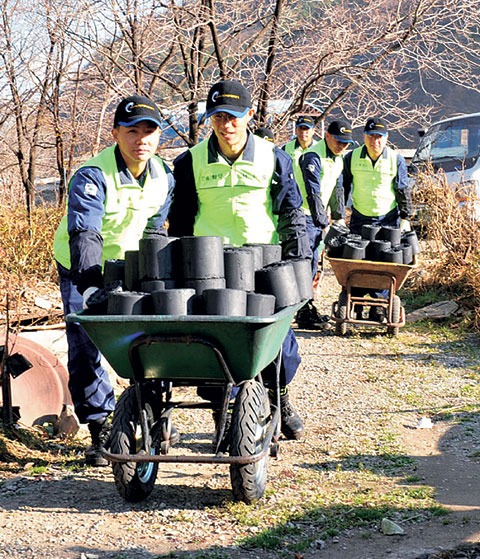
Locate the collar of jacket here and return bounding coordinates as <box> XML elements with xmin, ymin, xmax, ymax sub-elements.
<box><xmin>207</xmin><ymin>131</ymin><xmax>256</xmax><ymax>164</ymax></box>
<box><xmin>360</xmin><ymin>144</ymin><xmax>389</xmax><ymax>160</ymax></box>
<box><xmin>114</xmin><ymin>144</ymin><xmax>157</xmax><ymax>184</ymax></box>
<box><xmin>323</xmin><ymin>138</ymin><xmax>339</xmax><ymax>160</ymax></box>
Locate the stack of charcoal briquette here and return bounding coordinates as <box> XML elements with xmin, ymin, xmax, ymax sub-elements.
<box><xmin>325</xmin><ymin>222</ymin><xmax>421</xmax><ymax>264</ymax></box>
<box><xmin>86</xmin><ymin>236</ymin><xmax>313</xmax><ymax>317</ymax></box>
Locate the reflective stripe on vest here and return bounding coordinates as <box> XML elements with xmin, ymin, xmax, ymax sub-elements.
<box><xmin>284</xmin><ymin>139</ymin><xmax>318</xmax><ymax>208</ymax></box>
<box><xmin>351</xmin><ymin>146</ymin><xmax>397</xmax><ymax>217</ymax></box>
<box><xmin>190</xmin><ymin>136</ymin><xmax>278</xmax><ymax>246</ymax></box>
<box><xmin>296</xmin><ymin>139</ymin><xmax>343</xmax><ymax>215</ymax></box>
<box><xmin>53</xmin><ymin>145</ymin><xmax>169</xmax><ymax>269</ymax></box>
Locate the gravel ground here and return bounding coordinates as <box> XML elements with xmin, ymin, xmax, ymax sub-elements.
<box><xmin>1</xmin><ymin>264</ymin><xmax>480</xmax><ymax>559</ymax></box>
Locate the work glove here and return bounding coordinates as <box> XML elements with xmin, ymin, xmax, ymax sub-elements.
<box><xmin>143</xmin><ymin>227</ymin><xmax>167</xmax><ymax>238</ymax></box>
<box><xmin>82</xmin><ymin>287</ymin><xmax>100</xmax><ymax>310</ymax></box>
<box><xmin>82</xmin><ymin>281</ymin><xmax>123</xmax><ymax>314</ymax></box>
<box><xmin>332</xmin><ymin>219</ymin><xmax>346</xmax><ymax>227</ymax></box>
<box><xmin>400</xmin><ymin>219</ymin><xmax>411</xmax><ymax>232</ymax></box>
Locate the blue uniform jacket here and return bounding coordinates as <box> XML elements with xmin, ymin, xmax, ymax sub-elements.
<box><xmin>299</xmin><ymin>145</ymin><xmax>347</xmax><ymax>228</ymax></box>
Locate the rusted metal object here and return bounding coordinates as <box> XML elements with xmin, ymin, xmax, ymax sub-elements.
<box><xmin>0</xmin><ymin>334</ymin><xmax>71</xmax><ymax>427</ymax></box>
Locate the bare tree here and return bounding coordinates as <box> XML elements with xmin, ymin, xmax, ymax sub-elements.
<box><xmin>0</xmin><ymin>0</ymin><xmax>89</xmax><ymax>213</ymax></box>
<box><xmin>2</xmin><ymin>0</ymin><xmax>480</xmax><ymax>211</ymax></box>
<box><xmin>248</xmin><ymin>0</ymin><xmax>480</xmax><ymax>138</ymax></box>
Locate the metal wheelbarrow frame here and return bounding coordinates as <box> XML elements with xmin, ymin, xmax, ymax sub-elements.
<box><xmin>327</xmin><ymin>256</ymin><xmax>418</xmax><ymax>336</ymax></box>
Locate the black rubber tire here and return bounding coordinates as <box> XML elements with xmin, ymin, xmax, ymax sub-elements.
<box><xmin>387</xmin><ymin>295</ymin><xmax>401</xmax><ymax>337</ymax></box>
<box><xmin>110</xmin><ymin>386</ymin><xmax>159</xmax><ymax>503</ymax></box>
<box><xmin>230</xmin><ymin>380</ymin><xmax>271</xmax><ymax>504</ymax></box>
<box><xmin>335</xmin><ymin>290</ymin><xmax>348</xmax><ymax>336</ymax></box>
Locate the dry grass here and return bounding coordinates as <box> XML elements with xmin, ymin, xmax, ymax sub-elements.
<box><xmin>412</xmin><ymin>167</ymin><xmax>480</xmax><ymax>330</ymax></box>
<box><xmin>0</xmin><ymin>203</ymin><xmax>63</xmax><ymax>326</ymax></box>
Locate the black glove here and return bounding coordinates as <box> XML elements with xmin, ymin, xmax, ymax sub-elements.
<box><xmin>83</xmin><ymin>280</ymin><xmax>123</xmax><ymax>315</ymax></box>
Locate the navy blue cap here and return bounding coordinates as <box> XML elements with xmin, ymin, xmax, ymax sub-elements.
<box><xmin>114</xmin><ymin>95</ymin><xmax>162</xmax><ymax>128</ymax></box>
<box><xmin>327</xmin><ymin>120</ymin><xmax>354</xmax><ymax>143</ymax></box>
<box><xmin>296</xmin><ymin>115</ymin><xmax>315</xmax><ymax>129</ymax></box>
<box><xmin>364</xmin><ymin>117</ymin><xmax>389</xmax><ymax>136</ymax></box>
<box><xmin>206</xmin><ymin>80</ymin><xmax>252</xmax><ymax>118</ymax></box>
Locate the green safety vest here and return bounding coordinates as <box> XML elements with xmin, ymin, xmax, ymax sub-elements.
<box><xmin>53</xmin><ymin>145</ymin><xmax>170</xmax><ymax>269</ymax></box>
<box><xmin>190</xmin><ymin>136</ymin><xmax>278</xmax><ymax>246</ymax></box>
<box><xmin>295</xmin><ymin>139</ymin><xmax>343</xmax><ymax>215</ymax></box>
<box><xmin>284</xmin><ymin>138</ymin><xmax>318</xmax><ymax>193</ymax></box>
<box><xmin>350</xmin><ymin>145</ymin><xmax>398</xmax><ymax>217</ymax></box>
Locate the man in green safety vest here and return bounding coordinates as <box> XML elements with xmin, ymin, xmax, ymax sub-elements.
<box><xmin>53</xmin><ymin>95</ymin><xmax>175</xmax><ymax>466</ymax></box>
<box><xmin>294</xmin><ymin>120</ymin><xmax>354</xmax><ymax>328</ymax></box>
<box><xmin>283</xmin><ymin>115</ymin><xmax>318</xmax><ymax>185</ymax></box>
<box><xmin>169</xmin><ymin>79</ymin><xmax>311</xmax><ymax>442</ymax></box>
<box><xmin>341</xmin><ymin>116</ymin><xmax>413</xmax><ymax>320</ymax></box>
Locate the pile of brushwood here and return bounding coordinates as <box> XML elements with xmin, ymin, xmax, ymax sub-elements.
<box><xmin>411</xmin><ymin>167</ymin><xmax>480</xmax><ymax>332</ymax></box>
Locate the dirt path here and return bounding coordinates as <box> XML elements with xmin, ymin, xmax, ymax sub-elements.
<box><xmin>1</xmin><ymin>265</ymin><xmax>480</xmax><ymax>559</ymax></box>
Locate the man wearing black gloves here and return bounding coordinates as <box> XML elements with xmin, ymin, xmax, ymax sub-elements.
<box><xmin>296</xmin><ymin>120</ymin><xmax>353</xmax><ymax>328</ymax></box>
<box><xmin>340</xmin><ymin>116</ymin><xmax>413</xmax><ymax>320</ymax></box>
<box><xmin>53</xmin><ymin>95</ymin><xmax>175</xmax><ymax>465</ymax></box>
<box><xmin>342</xmin><ymin>117</ymin><xmax>412</xmax><ymax>234</ymax></box>
<box><xmin>168</xmin><ymin>79</ymin><xmax>311</xmax><ymax>440</ymax></box>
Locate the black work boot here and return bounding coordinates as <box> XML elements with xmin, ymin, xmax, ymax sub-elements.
<box><xmin>295</xmin><ymin>300</ymin><xmax>330</xmax><ymax>330</ymax></box>
<box><xmin>85</xmin><ymin>416</ymin><xmax>111</xmax><ymax>467</ymax></box>
<box><xmin>368</xmin><ymin>305</ymin><xmax>386</xmax><ymax>323</ymax></box>
<box><xmin>156</xmin><ymin>418</ymin><xmax>180</xmax><ymax>446</ymax></box>
<box><xmin>166</xmin><ymin>423</ymin><xmax>180</xmax><ymax>445</ymax></box>
<box><xmin>271</xmin><ymin>388</ymin><xmax>304</xmax><ymax>441</ymax></box>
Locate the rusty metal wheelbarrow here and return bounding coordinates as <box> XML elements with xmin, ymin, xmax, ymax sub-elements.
<box><xmin>327</xmin><ymin>256</ymin><xmax>418</xmax><ymax>336</ymax></box>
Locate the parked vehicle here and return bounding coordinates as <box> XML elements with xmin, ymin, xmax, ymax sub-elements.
<box><xmin>409</xmin><ymin>113</ymin><xmax>480</xmax><ymax>221</ymax></box>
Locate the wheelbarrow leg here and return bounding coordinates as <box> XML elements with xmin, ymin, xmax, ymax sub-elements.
<box><xmin>213</xmin><ymin>381</ymin><xmax>234</xmax><ymax>455</ymax></box>
<box><xmin>269</xmin><ymin>348</ymin><xmax>282</xmax><ymax>453</ymax></box>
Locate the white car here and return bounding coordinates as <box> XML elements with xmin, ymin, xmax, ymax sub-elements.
<box><xmin>409</xmin><ymin>112</ymin><xmax>480</xmax><ymax>221</ymax></box>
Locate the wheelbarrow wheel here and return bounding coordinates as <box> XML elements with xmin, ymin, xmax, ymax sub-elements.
<box><xmin>230</xmin><ymin>380</ymin><xmax>271</xmax><ymax>504</ymax></box>
<box><xmin>387</xmin><ymin>295</ymin><xmax>401</xmax><ymax>337</ymax></box>
<box><xmin>335</xmin><ymin>290</ymin><xmax>348</xmax><ymax>336</ymax></box>
<box><xmin>110</xmin><ymin>386</ymin><xmax>159</xmax><ymax>503</ymax></box>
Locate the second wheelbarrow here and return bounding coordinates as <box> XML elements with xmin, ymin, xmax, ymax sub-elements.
<box><xmin>327</xmin><ymin>256</ymin><xmax>418</xmax><ymax>336</ymax></box>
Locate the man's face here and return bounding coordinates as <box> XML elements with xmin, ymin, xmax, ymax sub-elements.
<box><xmin>363</xmin><ymin>132</ymin><xmax>388</xmax><ymax>159</ymax></box>
<box><xmin>112</xmin><ymin>121</ymin><xmax>161</xmax><ymax>169</ymax></box>
<box><xmin>296</xmin><ymin>125</ymin><xmax>314</xmax><ymax>148</ymax></box>
<box><xmin>325</xmin><ymin>132</ymin><xmax>350</xmax><ymax>156</ymax></box>
<box><xmin>210</xmin><ymin>109</ymin><xmax>254</xmax><ymax>155</ymax></box>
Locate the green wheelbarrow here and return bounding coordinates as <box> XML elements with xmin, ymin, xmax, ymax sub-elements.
<box><xmin>67</xmin><ymin>301</ymin><xmax>304</xmax><ymax>504</ymax></box>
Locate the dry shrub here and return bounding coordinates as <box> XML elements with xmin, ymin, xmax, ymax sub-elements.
<box><xmin>413</xmin><ymin>166</ymin><xmax>480</xmax><ymax>330</ymax></box>
<box><xmin>0</xmin><ymin>204</ymin><xmax>64</xmax><ymax>325</ymax></box>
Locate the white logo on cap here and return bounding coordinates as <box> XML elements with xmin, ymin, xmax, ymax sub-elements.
<box><xmin>369</xmin><ymin>121</ymin><xmax>375</xmax><ymax>129</ymax></box>
<box><xmin>125</xmin><ymin>102</ymin><xmax>134</xmax><ymax>113</ymax></box>
<box><xmin>211</xmin><ymin>91</ymin><xmax>219</xmax><ymax>102</ymax></box>
<box><xmin>340</xmin><ymin>127</ymin><xmax>346</xmax><ymax>133</ymax></box>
